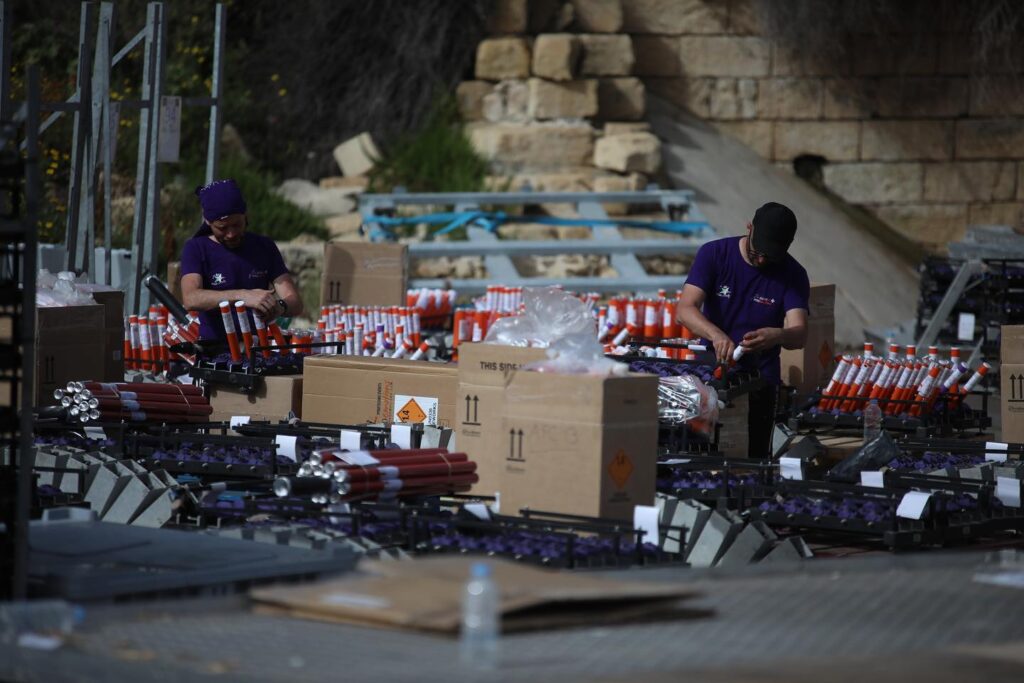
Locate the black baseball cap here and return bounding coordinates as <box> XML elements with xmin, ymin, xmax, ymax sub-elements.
<box><xmin>751</xmin><ymin>202</ymin><xmax>797</xmax><ymax>262</ymax></box>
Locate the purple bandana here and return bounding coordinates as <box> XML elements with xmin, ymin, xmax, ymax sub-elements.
<box><xmin>196</xmin><ymin>179</ymin><xmax>247</xmax><ymax>222</ymax></box>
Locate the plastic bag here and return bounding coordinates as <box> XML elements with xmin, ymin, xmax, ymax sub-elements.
<box><xmin>825</xmin><ymin>430</ymin><xmax>899</xmax><ymax>483</ymax></box>
<box><xmin>657</xmin><ymin>374</ymin><xmax>719</xmax><ymax>434</ymax></box>
<box><xmin>35</xmin><ymin>269</ymin><xmax>96</xmax><ymax>307</ymax></box>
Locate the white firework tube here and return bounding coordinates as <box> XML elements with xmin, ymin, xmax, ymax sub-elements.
<box><xmin>130</xmin><ymin>317</ymin><xmax>141</xmax><ymax>355</ymax></box>
<box><xmin>662</xmin><ymin>301</ymin><xmax>674</xmax><ymax>331</ymax></box>
<box><xmin>138</xmin><ymin>319</ymin><xmax>152</xmax><ymax>355</ymax></box>
<box><xmin>597</xmin><ymin>321</ymin><xmax>614</xmax><ymax>343</ymax></box>
<box><xmin>893</xmin><ymin>363</ymin><xmax>914</xmax><ymax>394</ymax></box>
<box><xmin>612</xmin><ymin>324</ymin><xmax>634</xmax><ymax>346</ymax></box>
<box><xmin>936</xmin><ymin>362</ymin><xmax>952</xmax><ymax>388</ymax></box>
<box><xmin>608</xmin><ymin>304</ymin><xmax>620</xmax><ymax>328</ymax></box>
<box><xmin>941</xmin><ymin>364</ymin><xmax>966</xmax><ymax>391</ymax></box>
<box><xmin>391</xmin><ymin>339</ymin><xmax>414</xmax><ymax>359</ymax></box>
<box><xmin>656</xmin><ymin>347</ymin><xmax>669</xmax><ymax>359</ymax></box>
<box><xmin>732</xmin><ymin>345</ymin><xmax>746</xmax><ymax>361</ymax></box>
<box><xmin>916</xmin><ymin>364</ymin><xmax>940</xmax><ymax>399</ymax></box>
<box><xmin>626</xmin><ymin>301</ymin><xmax>638</xmax><ymax>327</ymax></box>
<box><xmin>484</xmin><ymin>286</ymin><xmax>495</xmax><ymax>311</ymax></box>
<box><xmin>327</xmin><ymin>307</ymin><xmax>337</xmax><ymax>331</ymax></box>
<box><xmin>643</xmin><ymin>303</ymin><xmax>658</xmax><ymax>335</ymax></box>
<box><xmin>875</xmin><ymin>362</ymin><xmax>896</xmax><ymax>391</ymax></box>
<box><xmin>961</xmin><ymin>363</ymin><xmax>991</xmax><ymax>393</ymax></box>
<box><xmin>597</xmin><ymin>307</ymin><xmax>607</xmax><ymax>332</ymax></box>
<box><xmin>867</xmin><ymin>358</ymin><xmax>886</xmax><ymax>385</ymax></box>
<box><xmin>887</xmin><ymin>342</ymin><xmax>900</xmax><ymax>360</ymax></box>
<box><xmin>394</xmin><ymin>324</ymin><xmax>404</xmax><ymax>351</ymax></box>
<box><xmin>500</xmin><ymin>287</ymin><xmax>511</xmax><ymax>312</ymax></box>
<box><xmin>409</xmin><ymin>342</ymin><xmax>429</xmax><ymax>361</ymax></box>
<box><xmin>411</xmin><ymin>312</ymin><xmax>421</xmax><ymax>340</ymax></box>
<box><xmin>415</xmin><ymin>289</ymin><xmax>430</xmax><ymax>310</ymax></box>
<box><xmin>371</xmin><ymin>345</ymin><xmax>387</xmax><ymax>358</ymax></box>
<box><xmin>235</xmin><ymin>302</ymin><xmax>252</xmax><ymax>337</ymax></box>
<box><xmin>823</xmin><ymin>356</ymin><xmax>852</xmax><ymax>396</ymax></box>
<box><xmin>155</xmin><ymin>318</ymin><xmax>168</xmax><ymax>354</ymax></box>
<box><xmin>850</xmin><ymin>359</ymin><xmax>872</xmax><ymax>389</ymax></box>
<box><xmin>915</xmin><ymin>361</ymin><xmax>940</xmax><ymax>393</ymax></box>
<box><xmin>910</xmin><ymin>362</ymin><xmax>929</xmax><ymax>390</ymax></box>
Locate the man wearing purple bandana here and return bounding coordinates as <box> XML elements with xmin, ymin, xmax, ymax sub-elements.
<box><xmin>677</xmin><ymin>202</ymin><xmax>810</xmax><ymax>457</ymax></box>
<box><xmin>180</xmin><ymin>179</ymin><xmax>304</xmax><ymax>342</ymax></box>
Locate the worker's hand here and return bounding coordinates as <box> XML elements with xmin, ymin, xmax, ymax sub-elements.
<box><xmin>244</xmin><ymin>290</ymin><xmax>279</xmax><ymax>319</ymax></box>
<box><xmin>741</xmin><ymin>327</ymin><xmax>782</xmax><ymax>353</ymax></box>
<box><xmin>709</xmin><ymin>331</ymin><xmax>735</xmax><ymax>365</ymax></box>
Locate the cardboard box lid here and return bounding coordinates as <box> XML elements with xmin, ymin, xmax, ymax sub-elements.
<box><xmin>505</xmin><ymin>370</ymin><xmax>658</xmax><ymax>424</ymax></box>
<box><xmin>304</xmin><ymin>355</ymin><xmax>455</xmax><ymax>376</ymax></box>
<box><xmin>36</xmin><ymin>304</ymin><xmax>105</xmax><ymax>338</ymax></box>
<box><xmin>1003</xmin><ymin>326</ymin><xmax>1024</xmax><ymax>364</ymax></box>
<box><xmin>321</xmin><ymin>242</ymin><xmax>408</xmax><ymax>306</ymax></box>
<box><xmin>75</xmin><ymin>286</ymin><xmax>125</xmax><ymax>328</ymax></box>
<box><xmin>457</xmin><ymin>342</ymin><xmax>549</xmax><ymax>387</ymax></box>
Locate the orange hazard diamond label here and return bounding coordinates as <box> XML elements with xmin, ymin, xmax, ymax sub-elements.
<box><xmin>396</xmin><ymin>398</ymin><xmax>427</xmax><ymax>423</ymax></box>
<box><xmin>608</xmin><ymin>450</ymin><xmax>634</xmax><ymax>489</ymax></box>
<box><xmin>818</xmin><ymin>340</ymin><xmax>833</xmax><ymax>369</ymax></box>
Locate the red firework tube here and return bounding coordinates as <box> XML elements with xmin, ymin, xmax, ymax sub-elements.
<box><xmin>859</xmin><ymin>359</ymin><xmax>886</xmax><ymax>400</ymax></box>
<box><xmin>887</xmin><ymin>362</ymin><xmax>915</xmax><ymax>415</ymax></box>
<box><xmin>91</xmin><ymin>396</ymin><xmax>213</xmax><ymax>415</ymax></box>
<box><xmin>642</xmin><ymin>300</ymin><xmax>658</xmax><ymax>339</ymax></box>
<box><xmin>954</xmin><ymin>362</ymin><xmax>990</xmax><ymax>408</ymax></box>
<box><xmin>868</xmin><ymin>361</ymin><xmax>897</xmax><ymax>400</ymax></box>
<box><xmin>409</xmin><ymin>341</ymin><xmax>429</xmax><ymax>361</ymax></box>
<box><xmin>95</xmin><ymin>410</ymin><xmax>207</xmax><ymax>423</ymax></box>
<box><xmin>336</xmin><ymin>461</ymin><xmax>478</xmax><ymax>483</ymax></box>
<box><xmin>317</xmin><ymin>447</ymin><xmax>454</xmax><ymax>464</ymax></box>
<box><xmin>661</xmin><ymin>300</ymin><xmax>677</xmax><ymax>339</ymax></box>
<box><xmin>234</xmin><ymin>302</ymin><xmax>254</xmax><ymax>356</ymax></box>
<box><xmin>863</xmin><ymin>341</ymin><xmax>874</xmax><ymax>358</ymax></box>
<box><xmin>268</xmin><ymin>321</ymin><xmax>289</xmax><ymax>354</ymax></box>
<box><xmin>337</xmin><ymin>473</ymin><xmax>479</xmax><ymax>496</ymax></box>
<box><xmin>156</xmin><ymin>316</ymin><xmax>169</xmax><ymax>370</ymax></box>
<box><xmin>909</xmin><ymin>363</ymin><xmax>942</xmax><ymax>416</ymax></box>
<box><xmin>219</xmin><ymin>301</ymin><xmax>242</xmax><ymax>362</ymax></box>
<box><xmin>331</xmin><ymin>454</ymin><xmax>471</xmax><ymax>471</ymax></box>
<box><xmin>129</xmin><ymin>315</ymin><xmax>141</xmax><ymax>370</ymax></box>
<box><xmin>138</xmin><ymin>318</ymin><xmax>153</xmax><ymax>371</ymax></box>
<box><xmin>612</xmin><ymin>323</ymin><xmax>638</xmax><ymax>346</ymax></box>
<box><xmin>887</xmin><ymin>341</ymin><xmax>900</xmax><ymax>360</ymax></box>
<box><xmin>840</xmin><ymin>358</ymin><xmax>871</xmax><ymax>412</ymax></box>
<box><xmin>826</xmin><ymin>356</ymin><xmax>857</xmax><ymax>410</ymax></box>
<box><xmin>123</xmin><ymin>319</ymin><xmax>133</xmax><ymax>371</ymax></box>
<box><xmin>472</xmin><ymin>310</ymin><xmax>488</xmax><ymax>342</ymax></box>
<box><xmin>79</xmin><ymin>382</ymin><xmax>204</xmax><ymax>397</ymax></box>
<box><xmin>252</xmin><ymin>313</ymin><xmax>273</xmax><ymax>359</ymax></box>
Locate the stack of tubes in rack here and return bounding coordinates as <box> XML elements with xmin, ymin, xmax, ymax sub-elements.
<box><xmin>53</xmin><ymin>381</ymin><xmax>212</xmax><ymax>424</ymax></box>
<box><xmin>308</xmin><ymin>304</ymin><xmax>430</xmax><ymax>360</ymax></box>
<box><xmin>814</xmin><ymin>342</ymin><xmax>990</xmax><ymax>417</ymax></box>
<box><xmin>274</xmin><ymin>447</ymin><xmax>478</xmax><ymax>503</ymax></box>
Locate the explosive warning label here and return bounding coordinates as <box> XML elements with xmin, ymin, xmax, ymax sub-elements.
<box><xmin>608</xmin><ymin>449</ymin><xmax>634</xmax><ymax>489</ymax></box>
<box><xmin>394</xmin><ymin>395</ymin><xmax>438</xmax><ymax>425</ymax></box>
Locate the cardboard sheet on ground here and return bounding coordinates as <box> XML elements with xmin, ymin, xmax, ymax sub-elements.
<box><xmin>251</xmin><ymin>555</ymin><xmax>705</xmax><ymax>634</ymax></box>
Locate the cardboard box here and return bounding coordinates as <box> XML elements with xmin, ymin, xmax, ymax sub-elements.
<box><xmin>320</xmin><ymin>242</ymin><xmax>408</xmax><ymax>307</ymax></box>
<box><xmin>1001</xmin><ymin>325</ymin><xmax>1024</xmax><ymax>443</ymax></box>
<box><xmin>210</xmin><ymin>375</ymin><xmax>304</xmax><ymax>422</ymax></box>
<box><xmin>780</xmin><ymin>283</ymin><xmax>836</xmax><ymax>394</ymax></box>
<box><xmin>501</xmin><ymin>370</ymin><xmax>658</xmax><ymax>520</ymax></box>
<box><xmin>22</xmin><ymin>305</ymin><xmax>105</xmax><ymax>406</ymax></box>
<box><xmin>456</xmin><ymin>343</ymin><xmax>548</xmax><ymax>495</ymax></box>
<box><xmin>75</xmin><ymin>285</ymin><xmax>125</xmax><ymax>381</ymax></box>
<box><xmin>716</xmin><ymin>394</ymin><xmax>750</xmax><ymax>458</ymax></box>
<box><xmin>302</xmin><ymin>355</ymin><xmax>457</xmax><ymax>427</ymax></box>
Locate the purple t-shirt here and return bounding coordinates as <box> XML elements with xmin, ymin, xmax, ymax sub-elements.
<box><xmin>180</xmin><ymin>228</ymin><xmax>289</xmax><ymax>341</ymax></box>
<box><xmin>685</xmin><ymin>236</ymin><xmax>810</xmax><ymax>385</ymax></box>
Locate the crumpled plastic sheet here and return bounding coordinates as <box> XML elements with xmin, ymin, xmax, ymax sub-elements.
<box><xmin>657</xmin><ymin>374</ymin><xmax>719</xmax><ymax>433</ymax></box>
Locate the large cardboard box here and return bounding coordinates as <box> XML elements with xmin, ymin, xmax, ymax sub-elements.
<box><xmin>716</xmin><ymin>395</ymin><xmax>750</xmax><ymax>458</ymax></box>
<box><xmin>320</xmin><ymin>242</ymin><xmax>408</xmax><ymax>307</ymax></box>
<box><xmin>75</xmin><ymin>285</ymin><xmax>125</xmax><ymax>381</ymax></box>
<box><xmin>210</xmin><ymin>375</ymin><xmax>304</xmax><ymax>422</ymax></box>
<box><xmin>10</xmin><ymin>305</ymin><xmax>105</xmax><ymax>406</ymax></box>
<box><xmin>457</xmin><ymin>343</ymin><xmax>548</xmax><ymax>495</ymax></box>
<box><xmin>501</xmin><ymin>371</ymin><xmax>658</xmax><ymax>520</ymax></box>
<box><xmin>1001</xmin><ymin>325</ymin><xmax>1024</xmax><ymax>443</ymax></box>
<box><xmin>302</xmin><ymin>355</ymin><xmax>457</xmax><ymax>427</ymax></box>
<box><xmin>780</xmin><ymin>283</ymin><xmax>836</xmax><ymax>394</ymax></box>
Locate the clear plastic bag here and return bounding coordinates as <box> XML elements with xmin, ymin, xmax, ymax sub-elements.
<box><xmin>657</xmin><ymin>374</ymin><xmax>719</xmax><ymax>434</ymax></box>
<box><xmin>35</xmin><ymin>269</ymin><xmax>96</xmax><ymax>307</ymax></box>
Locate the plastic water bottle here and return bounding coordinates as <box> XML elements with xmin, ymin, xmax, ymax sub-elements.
<box><xmin>863</xmin><ymin>398</ymin><xmax>883</xmax><ymax>444</ymax></box>
<box><xmin>460</xmin><ymin>562</ymin><xmax>499</xmax><ymax>669</ymax></box>
<box><xmin>0</xmin><ymin>600</ymin><xmax>83</xmax><ymax>646</ymax></box>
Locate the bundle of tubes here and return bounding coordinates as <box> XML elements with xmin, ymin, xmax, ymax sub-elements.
<box><xmin>407</xmin><ymin>288</ymin><xmax>459</xmax><ymax>328</ymax></box>
<box><xmin>815</xmin><ymin>342</ymin><xmax>990</xmax><ymax>417</ymax></box>
<box><xmin>274</xmin><ymin>447</ymin><xmax>477</xmax><ymax>503</ymax></box>
<box><xmin>298</xmin><ymin>304</ymin><xmax>430</xmax><ymax>360</ymax></box>
<box><xmin>53</xmin><ymin>381</ymin><xmax>211</xmax><ymax>424</ymax></box>
<box><xmin>123</xmin><ymin>304</ymin><xmax>179</xmax><ymax>373</ymax></box>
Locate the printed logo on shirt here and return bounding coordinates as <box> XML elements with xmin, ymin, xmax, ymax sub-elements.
<box><xmin>211</xmin><ymin>273</ymin><xmax>226</xmax><ymax>285</ymax></box>
<box><xmin>753</xmin><ymin>295</ymin><xmax>776</xmax><ymax>306</ymax></box>
<box><xmin>717</xmin><ymin>285</ymin><xmax>732</xmax><ymax>298</ymax></box>
<box><xmin>249</xmin><ymin>269</ymin><xmax>268</xmax><ymax>280</ymax></box>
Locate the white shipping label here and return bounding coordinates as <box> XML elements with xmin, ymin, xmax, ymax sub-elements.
<box><xmin>896</xmin><ymin>491</ymin><xmax>931</xmax><ymax>520</ymax></box>
<box><xmin>860</xmin><ymin>471</ymin><xmax>885</xmax><ymax>488</ymax></box>
<box><xmin>275</xmin><ymin>435</ymin><xmax>298</xmax><ymax>462</ymax></box>
<box><xmin>633</xmin><ymin>505</ymin><xmax>661</xmax><ymax>546</ymax></box>
<box><xmin>997</xmin><ymin>477</ymin><xmax>1022</xmax><ymax>508</ymax></box>
<box><xmin>230</xmin><ymin>416</ymin><xmax>250</xmax><ymax>428</ymax></box>
<box><xmin>779</xmin><ymin>457</ymin><xmax>803</xmax><ymax>481</ymax></box>
<box><xmin>393</xmin><ymin>394</ymin><xmax>439</xmax><ymax>426</ymax></box>
<box><xmin>390</xmin><ymin>424</ymin><xmax>412</xmax><ymax>449</ymax></box>
<box><xmin>339</xmin><ymin>429</ymin><xmax>362</xmax><ymax>450</ymax></box>
<box><xmin>157</xmin><ymin>95</ymin><xmax>182</xmax><ymax>163</ymax></box>
<box><xmin>957</xmin><ymin>312</ymin><xmax>976</xmax><ymax>341</ymax></box>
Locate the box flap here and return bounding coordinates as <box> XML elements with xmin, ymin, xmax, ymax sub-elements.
<box><xmin>457</xmin><ymin>343</ymin><xmax>548</xmax><ymax>387</ymax></box>
<box><xmin>504</xmin><ymin>371</ymin><xmax>658</xmax><ymax>424</ymax></box>
<box><xmin>321</xmin><ymin>242</ymin><xmax>408</xmax><ymax>306</ymax></box>
<box><xmin>1002</xmin><ymin>326</ymin><xmax>1024</xmax><ymax>364</ymax></box>
<box><xmin>36</xmin><ymin>304</ymin><xmax>104</xmax><ymax>335</ymax></box>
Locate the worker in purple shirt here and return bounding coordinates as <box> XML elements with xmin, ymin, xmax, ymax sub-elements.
<box><xmin>180</xmin><ymin>179</ymin><xmax>304</xmax><ymax>344</ymax></box>
<box><xmin>677</xmin><ymin>202</ymin><xmax>810</xmax><ymax>457</ymax></box>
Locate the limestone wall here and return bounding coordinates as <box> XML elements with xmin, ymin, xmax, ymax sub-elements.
<box><xmin>465</xmin><ymin>0</ymin><xmax>1024</xmax><ymax>251</ymax></box>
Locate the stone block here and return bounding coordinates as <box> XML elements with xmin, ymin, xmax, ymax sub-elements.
<box><xmin>483</xmin><ymin>79</ymin><xmax>530</xmax><ymax>122</ymax></box>
<box><xmin>646</xmin><ymin>77</ymin><xmax>713</xmax><ymax>118</ymax></box>
<box><xmin>771</xmin><ymin>42</ymin><xmax>844</xmax><ymax>77</ymax></box>
<box><xmin>623</xmin><ymin>0</ymin><xmax>728</xmax><ymax>34</ymax></box>
<box><xmin>970</xmin><ymin>77</ymin><xmax>1024</xmax><ymax>117</ymax></box>
<box><xmin>877</xmin><ymin>77</ymin><xmax>969</xmax><ymax>118</ymax></box>
<box><xmin>822</xmin><ymin>79</ymin><xmax>878</xmax><ymax>119</ymax></box>
<box><xmin>773</xmin><ymin>121</ymin><xmax>860</xmax><ymax>162</ymax></box>
<box><xmin>275</xmin><ymin>178</ymin><xmax>356</xmax><ymax>217</ymax></box>
<box><xmin>569</xmin><ymin>0</ymin><xmax>622</xmax><ymax>32</ymax></box>
<box><xmin>967</xmin><ymin>202</ymin><xmax>1024</xmax><ymax>227</ymax></box>
<box><xmin>679</xmin><ymin>36</ymin><xmax>770</xmax><ymax>78</ymax></box>
<box><xmin>872</xmin><ymin>203</ymin><xmax>968</xmax><ymax>247</ymax></box>
<box><xmin>319</xmin><ymin>174</ymin><xmax>369</xmax><ymax>192</ymax></box>
<box><xmin>467</xmin><ymin>122</ymin><xmax>595</xmax><ymax>170</ymax></box>
<box><xmin>593</xmin><ymin>172</ymin><xmax>647</xmax><ymax>214</ymax></box>
<box><xmin>332</xmin><ymin>132</ymin><xmax>379</xmax><ymax>177</ymax></box>
<box><xmin>597</xmin><ymin>77</ymin><xmax>645</xmax><ymax>120</ymax></box>
<box><xmin>923</xmin><ymin>162</ymin><xmax>1017</xmax><ymax>202</ymax></box>
<box><xmin>938</xmin><ymin>35</ymin><xmax>975</xmax><ymax>75</ymax></box>
<box><xmin>714</xmin><ymin>121</ymin><xmax>774</xmax><ymax>159</ymax></box>
<box><xmin>727</xmin><ymin>0</ymin><xmax>763</xmax><ymax>35</ymax></box>
<box><xmin>578</xmin><ymin>34</ymin><xmax>635</xmax><ymax>76</ymax></box>
<box><xmin>486</xmin><ymin>0</ymin><xmax>528</xmax><ymax>34</ymax></box>
<box><xmin>708</xmin><ymin>78</ymin><xmax>758</xmax><ymax>120</ymax></box>
<box><xmin>456</xmin><ymin>80</ymin><xmax>493</xmax><ymax>121</ymax></box>
<box><xmin>506</xmin><ymin>168</ymin><xmax>598</xmax><ymax>193</ymax></box>
<box><xmin>604</xmin><ymin>121</ymin><xmax>650</xmax><ymax>135</ymax></box>
<box><xmin>956</xmin><ymin>119</ymin><xmax>1024</xmax><ymax>160</ymax></box>
<box><xmin>325</xmin><ymin>213</ymin><xmax>363</xmax><ymax>239</ymax></box>
<box><xmin>633</xmin><ymin>36</ymin><xmax>679</xmax><ymax>77</ymax></box>
<box><xmin>594</xmin><ymin>131</ymin><xmax>661</xmax><ymax>174</ymax></box>
<box><xmin>527</xmin><ymin>78</ymin><xmax>598</xmax><ymax>120</ymax></box>
<box><xmin>532</xmin><ymin>34</ymin><xmax>580</xmax><ymax>81</ymax></box>
<box><xmin>476</xmin><ymin>38</ymin><xmax>531</xmax><ymax>81</ymax></box>
<box><xmin>823</xmin><ymin>162</ymin><xmax>924</xmax><ymax>203</ymax></box>
<box><xmin>758</xmin><ymin>77</ymin><xmax>823</xmax><ymax>119</ymax></box>
<box><xmin>861</xmin><ymin>121</ymin><xmax>954</xmax><ymax>161</ymax></box>
<box><xmin>849</xmin><ymin>34</ymin><xmax>938</xmax><ymax>76</ymax></box>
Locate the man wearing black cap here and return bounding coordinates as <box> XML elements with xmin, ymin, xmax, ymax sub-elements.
<box><xmin>677</xmin><ymin>202</ymin><xmax>810</xmax><ymax>456</ymax></box>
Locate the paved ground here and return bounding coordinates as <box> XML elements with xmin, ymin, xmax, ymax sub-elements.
<box><xmin>648</xmin><ymin>97</ymin><xmax>920</xmax><ymax>346</ymax></box>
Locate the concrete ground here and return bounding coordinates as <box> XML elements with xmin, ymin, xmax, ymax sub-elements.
<box><xmin>648</xmin><ymin>96</ymin><xmax>920</xmax><ymax>346</ymax></box>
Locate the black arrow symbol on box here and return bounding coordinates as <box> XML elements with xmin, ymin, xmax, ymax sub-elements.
<box><xmin>465</xmin><ymin>394</ymin><xmax>471</xmax><ymax>422</ymax></box>
<box><xmin>1017</xmin><ymin>374</ymin><xmax>1024</xmax><ymax>400</ymax></box>
<box><xmin>472</xmin><ymin>395</ymin><xmax>479</xmax><ymax>423</ymax></box>
<box><xmin>1013</xmin><ymin>374</ymin><xmax>1020</xmax><ymax>400</ymax></box>
<box><xmin>509</xmin><ymin>428</ymin><xmax>515</xmax><ymax>461</ymax></box>
<box><xmin>517</xmin><ymin>429</ymin><xmax>524</xmax><ymax>460</ymax></box>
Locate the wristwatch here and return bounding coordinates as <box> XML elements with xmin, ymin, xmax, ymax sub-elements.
<box><xmin>276</xmin><ymin>298</ymin><xmax>288</xmax><ymax>316</ymax></box>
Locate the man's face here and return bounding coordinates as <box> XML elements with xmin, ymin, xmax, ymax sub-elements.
<box><xmin>208</xmin><ymin>214</ymin><xmax>246</xmax><ymax>249</ymax></box>
<box><xmin>745</xmin><ymin>222</ymin><xmax>771</xmax><ymax>269</ymax></box>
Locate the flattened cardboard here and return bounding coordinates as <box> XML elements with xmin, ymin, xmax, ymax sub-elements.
<box><xmin>780</xmin><ymin>283</ymin><xmax>836</xmax><ymax>394</ymax></box>
<box><xmin>456</xmin><ymin>343</ymin><xmax>548</xmax><ymax>495</ymax></box>
<box><xmin>210</xmin><ymin>375</ymin><xmax>304</xmax><ymax>422</ymax></box>
<box><xmin>500</xmin><ymin>370</ymin><xmax>658</xmax><ymax>520</ymax></box>
<box><xmin>302</xmin><ymin>355</ymin><xmax>457</xmax><ymax>427</ymax></box>
<box><xmin>320</xmin><ymin>242</ymin><xmax>408</xmax><ymax>307</ymax></box>
<box><xmin>75</xmin><ymin>286</ymin><xmax>126</xmax><ymax>381</ymax></box>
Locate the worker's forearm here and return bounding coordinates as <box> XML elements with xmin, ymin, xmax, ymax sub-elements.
<box><xmin>279</xmin><ymin>290</ymin><xmax>303</xmax><ymax>318</ymax></box>
<box><xmin>780</xmin><ymin>325</ymin><xmax>808</xmax><ymax>350</ymax></box>
<box><xmin>677</xmin><ymin>305</ymin><xmax>726</xmax><ymax>341</ymax></box>
<box><xmin>183</xmin><ymin>288</ymin><xmax>252</xmax><ymax>312</ymax></box>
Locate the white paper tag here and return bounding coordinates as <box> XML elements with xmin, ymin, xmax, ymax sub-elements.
<box><xmin>340</xmin><ymin>450</ymin><xmax>380</xmax><ymax>466</ymax></box>
<box><xmin>957</xmin><ymin>312</ymin><xmax>976</xmax><ymax>341</ymax></box>
<box><xmin>339</xmin><ymin>429</ymin><xmax>362</xmax><ymax>450</ymax></box>
<box><xmin>322</xmin><ymin>593</ymin><xmax>390</xmax><ymax>610</ymax></box>
<box><xmin>897</xmin><ymin>491</ymin><xmax>931</xmax><ymax>519</ymax></box>
<box><xmin>860</xmin><ymin>471</ymin><xmax>885</xmax><ymax>488</ymax></box>
<box><xmin>661</xmin><ymin>458</ymin><xmax>691</xmax><ymax>465</ymax></box>
<box><xmin>465</xmin><ymin>503</ymin><xmax>491</xmax><ymax>521</ymax></box>
<box><xmin>986</xmin><ymin>441</ymin><xmax>1009</xmax><ymax>451</ymax></box>
<box><xmin>84</xmin><ymin>427</ymin><xmax>106</xmax><ymax>440</ymax></box>
<box><xmin>986</xmin><ymin>452</ymin><xmax>1009</xmax><ymax>463</ymax></box>
<box><xmin>997</xmin><ymin>477</ymin><xmax>1022</xmax><ymax>508</ymax></box>
<box><xmin>390</xmin><ymin>424</ymin><xmax>412</xmax><ymax>449</ymax></box>
<box><xmin>779</xmin><ymin>457</ymin><xmax>803</xmax><ymax>481</ymax></box>
<box><xmin>633</xmin><ymin>504</ymin><xmax>661</xmax><ymax>546</ymax></box>
<box><xmin>393</xmin><ymin>394</ymin><xmax>439</xmax><ymax>426</ymax></box>
<box><xmin>275</xmin><ymin>435</ymin><xmax>298</xmax><ymax>462</ymax></box>
<box><xmin>230</xmin><ymin>415</ymin><xmax>250</xmax><ymax>428</ymax></box>
<box><xmin>493</xmin><ymin>491</ymin><xmax>501</xmax><ymax>514</ymax></box>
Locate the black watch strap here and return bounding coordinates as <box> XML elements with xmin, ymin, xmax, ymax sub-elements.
<box><xmin>276</xmin><ymin>298</ymin><xmax>288</xmax><ymax>315</ymax></box>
